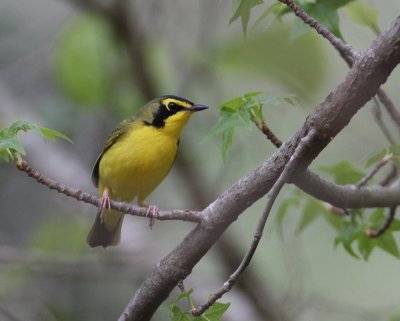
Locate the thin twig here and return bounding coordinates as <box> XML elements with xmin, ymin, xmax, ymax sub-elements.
<box><xmin>192</xmin><ymin>129</ymin><xmax>318</xmax><ymax>316</ymax></box>
<box><xmin>277</xmin><ymin>0</ymin><xmax>358</xmax><ymax>60</ymax></box>
<box><xmin>255</xmin><ymin>121</ymin><xmax>282</xmax><ymax>148</ymax></box>
<box><xmin>367</xmin><ymin>206</ymin><xmax>397</xmax><ymax>238</ymax></box>
<box><xmin>279</xmin><ymin>0</ymin><xmax>400</xmax><ymax>139</ymax></box>
<box><xmin>371</xmin><ymin>98</ymin><xmax>396</xmax><ymax>144</ymax></box>
<box><xmin>377</xmin><ymin>89</ymin><xmax>400</xmax><ymax>135</ymax></box>
<box><xmin>356</xmin><ymin>154</ymin><xmax>392</xmax><ymax>188</ymax></box>
<box><xmin>16</xmin><ymin>160</ymin><xmax>202</xmax><ymax>223</ymax></box>
<box><xmin>379</xmin><ymin>163</ymin><xmax>398</xmax><ymax>186</ymax></box>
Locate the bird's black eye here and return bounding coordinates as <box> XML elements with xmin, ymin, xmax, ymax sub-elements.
<box><xmin>168</xmin><ymin>102</ymin><xmax>179</xmax><ymax>112</ymax></box>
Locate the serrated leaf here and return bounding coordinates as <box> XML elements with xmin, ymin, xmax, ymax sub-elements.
<box><xmin>170</xmin><ymin>305</ymin><xmax>192</xmax><ymax>321</ymax></box>
<box><xmin>357</xmin><ymin>232</ymin><xmax>375</xmax><ymax>260</ymax></box>
<box><xmin>0</xmin><ymin>120</ymin><xmax>72</xmax><ymax>163</ymax></box>
<box><xmin>0</xmin><ymin>135</ymin><xmax>26</xmax><ymax>156</ymax></box>
<box><xmin>253</xmin><ymin>3</ymin><xmax>289</xmax><ymax>30</ymax></box>
<box><xmin>205</xmin><ymin>93</ymin><xmax>297</xmax><ymax>159</ymax></box>
<box><xmin>319</xmin><ymin>161</ymin><xmax>365</xmax><ymax>185</ymax></box>
<box><xmin>305</xmin><ymin>2</ymin><xmax>343</xmax><ymax>38</ymax></box>
<box><xmin>169</xmin><ymin>289</ymin><xmax>194</xmax><ymax>307</ymax></box>
<box><xmin>335</xmin><ymin>222</ymin><xmax>361</xmax><ymax>258</ymax></box>
<box><xmin>230</xmin><ymin>0</ymin><xmax>264</xmax><ymax>34</ymax></box>
<box><xmin>1</xmin><ymin>120</ymin><xmax>72</xmax><ymax>144</ymax></box>
<box><xmin>375</xmin><ymin>232</ymin><xmax>400</xmax><ymax>258</ymax></box>
<box><xmin>345</xmin><ymin>0</ymin><xmax>379</xmax><ymax>33</ymax></box>
<box><xmin>194</xmin><ymin>302</ymin><xmax>230</xmax><ymax>321</ymax></box>
<box><xmin>38</xmin><ymin>127</ymin><xmax>73</xmax><ymax>143</ymax></box>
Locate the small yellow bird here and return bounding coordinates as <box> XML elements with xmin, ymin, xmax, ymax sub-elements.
<box><xmin>87</xmin><ymin>95</ymin><xmax>208</xmax><ymax>248</ymax></box>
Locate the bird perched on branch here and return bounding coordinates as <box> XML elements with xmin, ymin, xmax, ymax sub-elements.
<box><xmin>87</xmin><ymin>95</ymin><xmax>208</xmax><ymax>248</ymax></box>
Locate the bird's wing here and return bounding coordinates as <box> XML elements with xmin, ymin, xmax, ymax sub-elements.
<box><xmin>91</xmin><ymin>118</ymin><xmax>133</xmax><ymax>187</ymax></box>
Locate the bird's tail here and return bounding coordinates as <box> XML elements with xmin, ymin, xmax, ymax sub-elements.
<box><xmin>86</xmin><ymin>209</ymin><xmax>124</xmax><ymax>248</ymax></box>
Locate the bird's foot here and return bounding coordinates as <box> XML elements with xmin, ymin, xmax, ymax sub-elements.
<box><xmin>98</xmin><ymin>188</ymin><xmax>111</xmax><ymax>224</ymax></box>
<box><xmin>141</xmin><ymin>204</ymin><xmax>159</xmax><ymax>229</ymax></box>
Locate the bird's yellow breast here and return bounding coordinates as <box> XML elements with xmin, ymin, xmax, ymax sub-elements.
<box><xmin>98</xmin><ymin>123</ymin><xmax>179</xmax><ymax>203</ymax></box>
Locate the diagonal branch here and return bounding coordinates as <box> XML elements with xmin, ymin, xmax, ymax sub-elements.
<box><xmin>192</xmin><ymin>129</ymin><xmax>318</xmax><ymax>316</ymax></box>
<box><xmin>118</xmin><ymin>17</ymin><xmax>400</xmax><ymax>321</ymax></box>
<box><xmin>277</xmin><ymin>0</ymin><xmax>358</xmax><ymax>60</ymax></box>
<box><xmin>278</xmin><ymin>0</ymin><xmax>400</xmax><ymax>136</ymax></box>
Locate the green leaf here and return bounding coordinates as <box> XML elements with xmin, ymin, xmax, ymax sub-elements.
<box><xmin>364</xmin><ymin>145</ymin><xmax>400</xmax><ymax>167</ymax></box>
<box><xmin>335</xmin><ymin>221</ymin><xmax>361</xmax><ymax>258</ymax></box>
<box><xmin>218</xmin><ymin>23</ymin><xmax>328</xmax><ymax>102</ymax></box>
<box><xmin>357</xmin><ymin>232</ymin><xmax>375</xmax><ymax>260</ymax></box>
<box><xmin>194</xmin><ymin>302</ymin><xmax>230</xmax><ymax>321</ymax></box>
<box><xmin>296</xmin><ymin>0</ymin><xmax>355</xmax><ymax>39</ymax></box>
<box><xmin>389</xmin><ymin>219</ymin><xmax>400</xmax><ymax>232</ymax></box>
<box><xmin>328</xmin><ymin>0</ymin><xmax>356</xmax><ymax>9</ymax></box>
<box><xmin>230</xmin><ymin>0</ymin><xmax>264</xmax><ymax>34</ymax></box>
<box><xmin>375</xmin><ymin>232</ymin><xmax>400</xmax><ymax>259</ymax></box>
<box><xmin>37</xmin><ymin>127</ymin><xmax>72</xmax><ymax>143</ymax></box>
<box><xmin>0</xmin><ymin>120</ymin><xmax>71</xmax><ymax>162</ymax></box>
<box><xmin>345</xmin><ymin>0</ymin><xmax>379</xmax><ymax>33</ymax></box>
<box><xmin>0</xmin><ymin>135</ymin><xmax>25</xmax><ymax>157</ymax></box>
<box><xmin>253</xmin><ymin>3</ymin><xmax>289</xmax><ymax>30</ymax></box>
<box><xmin>295</xmin><ymin>197</ymin><xmax>323</xmax><ymax>234</ymax></box>
<box><xmin>319</xmin><ymin>161</ymin><xmax>365</xmax><ymax>185</ymax></box>
<box><xmin>205</xmin><ymin>93</ymin><xmax>296</xmax><ymax>159</ymax></box>
<box><xmin>170</xmin><ymin>305</ymin><xmax>192</xmax><ymax>321</ymax></box>
<box><xmin>305</xmin><ymin>2</ymin><xmax>342</xmax><ymax>38</ymax></box>
<box><xmin>55</xmin><ymin>15</ymin><xmax>119</xmax><ymax>106</ymax></box>
<box><xmin>169</xmin><ymin>289</ymin><xmax>194</xmax><ymax>306</ymax></box>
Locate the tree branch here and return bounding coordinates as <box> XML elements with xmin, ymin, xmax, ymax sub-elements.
<box><xmin>277</xmin><ymin>0</ymin><xmax>358</xmax><ymax>60</ymax></box>
<box><xmin>293</xmin><ymin>170</ymin><xmax>400</xmax><ymax>208</ymax></box>
<box><xmin>16</xmin><ymin>160</ymin><xmax>201</xmax><ymax>223</ymax></box>
<box><xmin>356</xmin><ymin>154</ymin><xmax>391</xmax><ymax>188</ymax></box>
<box><xmin>367</xmin><ymin>206</ymin><xmax>397</xmax><ymax>238</ymax></box>
<box><xmin>279</xmin><ymin>0</ymin><xmax>400</xmax><ymax>137</ymax></box>
<box><xmin>192</xmin><ymin>129</ymin><xmax>318</xmax><ymax>316</ymax></box>
<box><xmin>377</xmin><ymin>89</ymin><xmax>400</xmax><ymax>134</ymax></box>
<box><xmin>118</xmin><ymin>17</ymin><xmax>400</xmax><ymax>321</ymax></box>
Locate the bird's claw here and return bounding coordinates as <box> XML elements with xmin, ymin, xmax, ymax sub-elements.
<box><xmin>145</xmin><ymin>205</ymin><xmax>159</xmax><ymax>229</ymax></box>
<box><xmin>98</xmin><ymin>188</ymin><xmax>111</xmax><ymax>224</ymax></box>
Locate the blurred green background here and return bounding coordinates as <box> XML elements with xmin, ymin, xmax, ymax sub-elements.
<box><xmin>1</xmin><ymin>0</ymin><xmax>400</xmax><ymax>320</ymax></box>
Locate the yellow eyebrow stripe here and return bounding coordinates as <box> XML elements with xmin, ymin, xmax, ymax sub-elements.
<box><xmin>162</xmin><ymin>98</ymin><xmax>192</xmax><ymax>110</ymax></box>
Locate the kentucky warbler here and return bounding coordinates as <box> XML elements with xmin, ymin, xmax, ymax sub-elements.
<box><xmin>87</xmin><ymin>95</ymin><xmax>208</xmax><ymax>248</ymax></box>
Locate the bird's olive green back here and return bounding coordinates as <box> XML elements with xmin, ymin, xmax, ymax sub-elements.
<box><xmin>91</xmin><ymin>98</ymin><xmax>162</xmax><ymax>187</ymax></box>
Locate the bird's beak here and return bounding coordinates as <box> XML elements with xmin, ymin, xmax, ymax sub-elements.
<box><xmin>190</xmin><ymin>104</ymin><xmax>209</xmax><ymax>112</ymax></box>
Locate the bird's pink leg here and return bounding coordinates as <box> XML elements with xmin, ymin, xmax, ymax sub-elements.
<box><xmin>139</xmin><ymin>202</ymin><xmax>159</xmax><ymax>229</ymax></box>
<box><xmin>98</xmin><ymin>187</ymin><xmax>111</xmax><ymax>224</ymax></box>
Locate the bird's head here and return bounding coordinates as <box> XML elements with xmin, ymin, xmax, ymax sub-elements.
<box><xmin>139</xmin><ymin>95</ymin><xmax>208</xmax><ymax>137</ymax></box>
